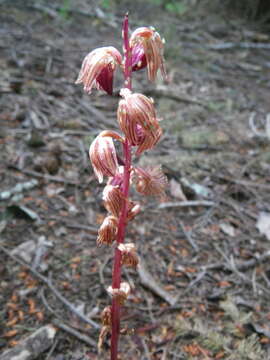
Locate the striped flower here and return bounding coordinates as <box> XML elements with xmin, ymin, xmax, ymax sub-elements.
<box><xmin>89</xmin><ymin>131</ymin><xmax>123</xmax><ymax>183</ymax></box>
<box><xmin>75</xmin><ymin>46</ymin><xmax>122</xmax><ymax>95</ymax></box>
<box><xmin>117</xmin><ymin>88</ymin><xmax>162</xmax><ymax>155</ymax></box>
<box><xmin>130</xmin><ymin>27</ymin><xmax>166</xmax><ymax>82</ymax></box>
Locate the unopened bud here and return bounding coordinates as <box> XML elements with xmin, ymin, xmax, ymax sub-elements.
<box><xmin>118</xmin><ymin>243</ymin><xmax>139</xmax><ymax>268</ymax></box>
<box><xmin>101</xmin><ymin>306</ymin><xmax>112</xmax><ymax>326</ymax></box>
<box><xmin>89</xmin><ymin>133</ymin><xmax>119</xmax><ymax>183</ymax></box>
<box><xmin>107</xmin><ymin>282</ymin><xmax>131</xmax><ymax>305</ymax></box>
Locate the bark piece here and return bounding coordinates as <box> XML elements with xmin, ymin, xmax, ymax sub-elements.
<box><xmin>0</xmin><ymin>325</ymin><xmax>57</xmax><ymax>360</ymax></box>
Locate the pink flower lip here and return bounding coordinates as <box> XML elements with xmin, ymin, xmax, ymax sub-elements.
<box><xmin>131</xmin><ymin>43</ymin><xmax>147</xmax><ymax>72</ymax></box>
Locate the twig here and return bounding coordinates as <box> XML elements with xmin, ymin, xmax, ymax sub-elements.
<box><xmin>80</xmin><ymin>100</ymin><xmax>114</xmax><ymax>128</ymax></box>
<box><xmin>144</xmin><ymin>88</ymin><xmax>207</xmax><ymax>108</ymax></box>
<box><xmin>98</xmin><ymin>254</ymin><xmax>112</xmax><ymax>288</ymax></box>
<box><xmin>158</xmin><ymin>200</ymin><xmax>215</xmax><ymax>209</ymax></box>
<box><xmin>45</xmin><ymin>338</ymin><xmax>59</xmax><ymax>360</ymax></box>
<box><xmin>184</xmin><ymin>270</ymin><xmax>207</xmax><ymax>294</ymax></box>
<box><xmin>52</xmin><ymin>319</ymin><xmax>97</xmax><ymax>347</ymax></box>
<box><xmin>8</xmin><ymin>165</ymin><xmax>80</xmax><ymax>186</ymax></box>
<box><xmin>0</xmin><ymin>243</ymin><xmax>100</xmax><ymax>329</ymax></box>
<box><xmin>237</xmin><ymin>250</ymin><xmax>270</xmax><ymax>271</ymax></box>
<box><xmin>202</xmin><ymin>250</ymin><xmax>270</xmax><ymax>272</ymax></box>
<box><xmin>179</xmin><ymin>221</ymin><xmax>199</xmax><ymax>252</ymax></box>
<box><xmin>214</xmin><ymin>245</ymin><xmax>270</xmax><ymax>295</ymax></box>
<box><xmin>213</xmin><ymin>173</ymin><xmax>270</xmax><ymax>191</ymax></box>
<box><xmin>141</xmin><ymin>338</ymin><xmax>152</xmax><ymax>360</ymax></box>
<box><xmin>207</xmin><ymin>42</ymin><xmax>270</xmax><ymax>50</ymax></box>
<box><xmin>40</xmin><ymin>287</ymin><xmax>60</xmax><ymax>317</ymax></box>
<box><xmin>65</xmin><ymin>223</ymin><xmax>98</xmax><ymax>235</ymax></box>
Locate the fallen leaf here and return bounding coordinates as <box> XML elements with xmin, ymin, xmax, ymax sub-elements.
<box><xmin>220</xmin><ymin>223</ymin><xmax>235</xmax><ymax>237</ymax></box>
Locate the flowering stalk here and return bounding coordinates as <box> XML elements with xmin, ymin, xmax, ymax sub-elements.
<box><xmin>76</xmin><ymin>12</ymin><xmax>167</xmax><ymax>360</ymax></box>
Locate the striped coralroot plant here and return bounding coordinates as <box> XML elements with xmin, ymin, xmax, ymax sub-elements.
<box><xmin>76</xmin><ymin>13</ymin><xmax>167</xmax><ymax>360</ymax></box>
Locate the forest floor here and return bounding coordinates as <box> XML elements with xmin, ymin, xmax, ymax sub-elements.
<box><xmin>1</xmin><ymin>1</ymin><xmax>270</xmax><ymax>359</ymax></box>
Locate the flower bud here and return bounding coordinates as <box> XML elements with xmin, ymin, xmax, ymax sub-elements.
<box><xmin>107</xmin><ymin>282</ymin><xmax>131</xmax><ymax>305</ymax></box>
<box><xmin>118</xmin><ymin>243</ymin><xmax>139</xmax><ymax>268</ymax></box>
<box><xmin>130</xmin><ymin>27</ymin><xmax>166</xmax><ymax>82</ymax></box>
<box><xmin>103</xmin><ymin>185</ymin><xmax>125</xmax><ymax>218</ymax></box>
<box><xmin>89</xmin><ymin>132</ymin><xmax>119</xmax><ymax>183</ymax></box>
<box><xmin>133</xmin><ymin>166</ymin><xmax>167</xmax><ymax>196</ymax></box>
<box><xmin>75</xmin><ymin>46</ymin><xmax>122</xmax><ymax>95</ymax></box>
<box><xmin>101</xmin><ymin>306</ymin><xmax>112</xmax><ymax>326</ymax></box>
<box><xmin>97</xmin><ymin>216</ymin><xmax>118</xmax><ymax>246</ymax></box>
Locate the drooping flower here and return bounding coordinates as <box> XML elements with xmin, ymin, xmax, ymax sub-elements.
<box><xmin>118</xmin><ymin>243</ymin><xmax>139</xmax><ymax>268</ymax></box>
<box><xmin>117</xmin><ymin>88</ymin><xmax>162</xmax><ymax>155</ymax></box>
<box><xmin>97</xmin><ymin>215</ymin><xmax>118</xmax><ymax>246</ymax></box>
<box><xmin>75</xmin><ymin>46</ymin><xmax>122</xmax><ymax>95</ymax></box>
<box><xmin>133</xmin><ymin>165</ymin><xmax>168</xmax><ymax>196</ymax></box>
<box><xmin>89</xmin><ymin>131</ymin><xmax>122</xmax><ymax>183</ymax></box>
<box><xmin>107</xmin><ymin>282</ymin><xmax>131</xmax><ymax>305</ymax></box>
<box><xmin>130</xmin><ymin>27</ymin><xmax>166</xmax><ymax>82</ymax></box>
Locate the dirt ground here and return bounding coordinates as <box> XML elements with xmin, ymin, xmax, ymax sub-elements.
<box><xmin>1</xmin><ymin>1</ymin><xmax>270</xmax><ymax>359</ymax></box>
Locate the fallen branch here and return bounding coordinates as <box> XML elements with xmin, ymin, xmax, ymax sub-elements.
<box><xmin>52</xmin><ymin>319</ymin><xmax>97</xmax><ymax>347</ymax></box>
<box><xmin>207</xmin><ymin>42</ymin><xmax>270</xmax><ymax>50</ymax></box>
<box><xmin>158</xmin><ymin>200</ymin><xmax>215</xmax><ymax>209</ymax></box>
<box><xmin>8</xmin><ymin>165</ymin><xmax>80</xmax><ymax>186</ymax></box>
<box><xmin>144</xmin><ymin>88</ymin><xmax>207</xmax><ymax>108</ymax></box>
<box><xmin>138</xmin><ymin>257</ymin><xmax>178</xmax><ymax>306</ymax></box>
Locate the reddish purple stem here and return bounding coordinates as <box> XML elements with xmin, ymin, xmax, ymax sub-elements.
<box><xmin>110</xmin><ymin>13</ymin><xmax>132</xmax><ymax>360</ymax></box>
